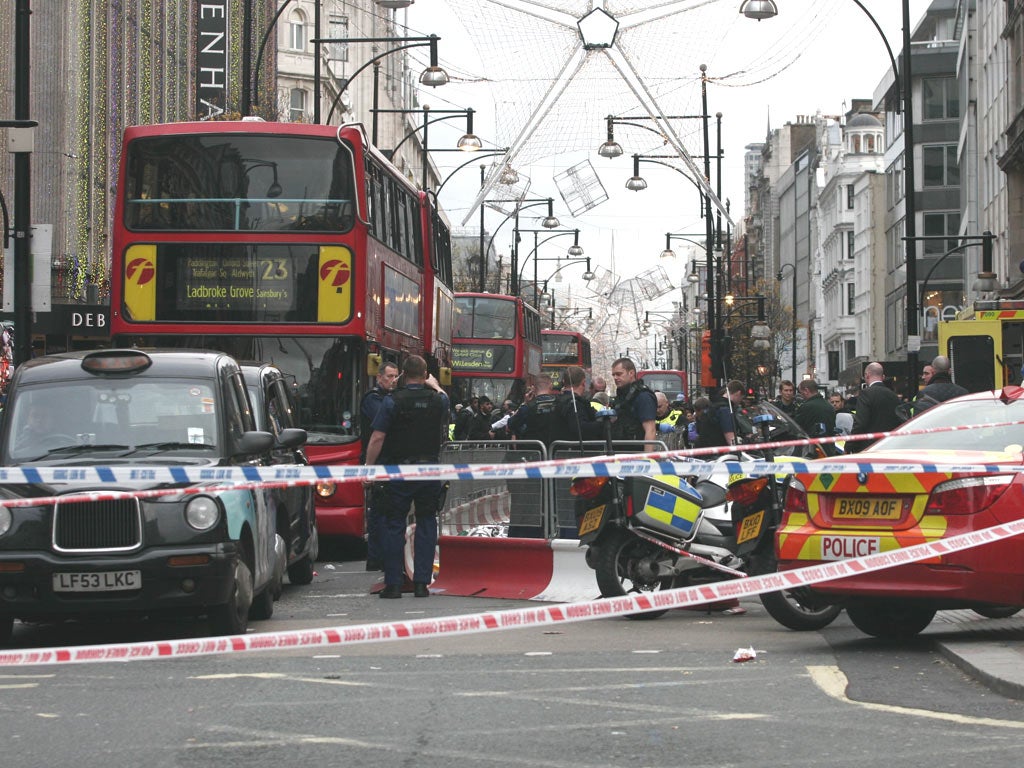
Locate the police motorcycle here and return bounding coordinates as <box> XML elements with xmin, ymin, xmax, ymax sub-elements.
<box><xmin>570</xmin><ymin>404</ymin><xmax>841</xmax><ymax>628</ymax></box>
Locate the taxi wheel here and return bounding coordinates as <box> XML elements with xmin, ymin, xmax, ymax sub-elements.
<box><xmin>972</xmin><ymin>605</ymin><xmax>1022</xmax><ymax>619</ymax></box>
<box><xmin>249</xmin><ymin>579</ymin><xmax>276</xmax><ymax>621</ymax></box>
<box><xmin>595</xmin><ymin>528</ymin><xmax>671</xmax><ymax>621</ymax></box>
<box><xmin>287</xmin><ymin>555</ymin><xmax>315</xmax><ymax>586</ymax></box>
<box><xmin>208</xmin><ymin>556</ymin><xmax>254</xmax><ymax>636</ymax></box>
<box><xmin>846</xmin><ymin>600</ymin><xmax>935</xmax><ymax>639</ymax></box>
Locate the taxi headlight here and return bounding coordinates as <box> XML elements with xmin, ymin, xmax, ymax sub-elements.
<box><xmin>315</xmin><ymin>481</ymin><xmax>336</xmax><ymax>498</ymax></box>
<box><xmin>185</xmin><ymin>496</ymin><xmax>221</xmax><ymax>531</ymax></box>
<box><xmin>0</xmin><ymin>507</ymin><xmax>11</xmax><ymax>536</ymax></box>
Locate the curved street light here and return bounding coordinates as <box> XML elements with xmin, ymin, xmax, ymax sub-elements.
<box><xmin>741</xmin><ymin>0</ymin><xmax>917</xmax><ymax>397</ymax></box>
<box><xmin>319</xmin><ymin>35</ymin><xmax>449</xmax><ymax>125</ymax></box>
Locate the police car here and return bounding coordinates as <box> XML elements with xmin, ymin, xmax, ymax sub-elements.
<box><xmin>0</xmin><ymin>349</ymin><xmax>286</xmax><ymax>643</ymax></box>
<box><xmin>776</xmin><ymin>387</ymin><xmax>1024</xmax><ymax>638</ymax></box>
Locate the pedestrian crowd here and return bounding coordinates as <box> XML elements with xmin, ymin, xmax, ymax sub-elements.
<box><xmin>356</xmin><ymin>353</ymin><xmax>965</xmax><ymax>598</ymax></box>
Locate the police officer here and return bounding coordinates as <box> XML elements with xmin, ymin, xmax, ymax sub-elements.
<box><xmin>508</xmin><ymin>373</ymin><xmax>560</xmax><ymax>448</ymax></box>
<box><xmin>364</xmin><ymin>355</ymin><xmax>450</xmax><ymax>599</ymax></box>
<box><xmin>610</xmin><ymin>357</ymin><xmax>657</xmax><ymax>445</ymax></box>
<box><xmin>359</xmin><ymin>361</ymin><xmax>399</xmax><ymax>571</ymax></box>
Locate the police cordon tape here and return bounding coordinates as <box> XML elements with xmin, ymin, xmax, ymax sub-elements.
<box><xmin>2</xmin><ymin>417</ymin><xmax>1024</xmax><ymax>510</ymax></box>
<box><xmin>2</xmin><ymin>517</ymin><xmax>1022</xmax><ymax>668</ymax></box>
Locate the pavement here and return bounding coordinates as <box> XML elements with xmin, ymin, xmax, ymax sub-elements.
<box><xmin>925</xmin><ymin>610</ymin><xmax>1024</xmax><ymax>700</ymax></box>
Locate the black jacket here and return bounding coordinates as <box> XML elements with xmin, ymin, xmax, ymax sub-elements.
<box><xmin>915</xmin><ymin>373</ymin><xmax>968</xmax><ymax>413</ymax></box>
<box><xmin>794</xmin><ymin>394</ymin><xmax>835</xmax><ymax>438</ymax></box>
<box><xmin>849</xmin><ymin>382</ymin><xmax>902</xmax><ymax>452</ymax></box>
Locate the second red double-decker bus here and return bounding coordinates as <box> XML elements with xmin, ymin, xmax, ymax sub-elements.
<box><xmin>109</xmin><ymin>119</ymin><xmax>454</xmax><ymax>541</ymax></box>
<box><xmin>637</xmin><ymin>369</ymin><xmax>689</xmax><ymax>402</ymax></box>
<box><xmin>450</xmin><ymin>293</ymin><xmax>541</xmax><ymax>405</ymax></box>
<box><xmin>541</xmin><ymin>329</ymin><xmax>592</xmax><ymax>389</ymax></box>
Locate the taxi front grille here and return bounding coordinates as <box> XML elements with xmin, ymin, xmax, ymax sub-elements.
<box><xmin>53</xmin><ymin>499</ymin><xmax>143</xmax><ymax>552</ymax></box>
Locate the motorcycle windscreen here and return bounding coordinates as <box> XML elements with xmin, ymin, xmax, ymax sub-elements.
<box><xmin>631</xmin><ymin>477</ymin><xmax>704</xmax><ymax>542</ymax></box>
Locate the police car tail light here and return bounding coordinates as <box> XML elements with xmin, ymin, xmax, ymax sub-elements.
<box><xmin>784</xmin><ymin>479</ymin><xmax>808</xmax><ymax>515</ymax></box>
<box><xmin>316</xmin><ymin>481</ymin><xmax>336</xmax><ymax>498</ymax></box>
<box><xmin>925</xmin><ymin>475</ymin><xmax>1014</xmax><ymax>515</ymax></box>
<box><xmin>726</xmin><ymin>477</ymin><xmax>769</xmax><ymax>506</ymax></box>
<box><xmin>570</xmin><ymin>477</ymin><xmax>608</xmax><ymax>500</ymax></box>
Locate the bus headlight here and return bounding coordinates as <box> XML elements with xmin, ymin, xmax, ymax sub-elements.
<box><xmin>0</xmin><ymin>507</ymin><xmax>11</xmax><ymax>536</ymax></box>
<box><xmin>185</xmin><ymin>496</ymin><xmax>220</xmax><ymax>531</ymax></box>
<box><xmin>315</xmin><ymin>481</ymin><xmax>335</xmax><ymax>498</ymax></box>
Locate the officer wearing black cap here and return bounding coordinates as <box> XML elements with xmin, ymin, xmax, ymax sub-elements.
<box><xmin>364</xmin><ymin>355</ymin><xmax>450</xmax><ymax>599</ymax></box>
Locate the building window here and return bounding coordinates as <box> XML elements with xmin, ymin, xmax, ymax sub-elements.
<box><xmin>852</xmin><ymin>135</ymin><xmax>861</xmax><ymax>153</ymax></box>
<box><xmin>923</xmin><ymin>211</ymin><xmax>961</xmax><ymax>256</ymax></box>
<box><xmin>847</xmin><ymin>283</ymin><xmax>855</xmax><ymax>315</ymax></box>
<box><xmin>328</xmin><ymin>15</ymin><xmax>348</xmax><ymax>61</ymax></box>
<box><xmin>846</xmin><ymin>229</ymin><xmax>855</xmax><ymax>259</ymax></box>
<box><xmin>846</xmin><ymin>184</ymin><xmax>854</xmax><ymax>209</ymax></box>
<box><xmin>844</xmin><ymin>339</ymin><xmax>856</xmax><ymax>363</ymax></box>
<box><xmin>289</xmin><ymin>14</ymin><xmax>306</xmax><ymax>52</ymax></box>
<box><xmin>923</xmin><ymin>77</ymin><xmax>960</xmax><ymax>120</ymax></box>
<box><xmin>289</xmin><ymin>88</ymin><xmax>306</xmax><ymax>122</ymax></box>
<box><xmin>866</xmin><ymin>134</ymin><xmax>875</xmax><ymax>153</ymax></box>
<box><xmin>923</xmin><ymin>144</ymin><xmax>959</xmax><ymax>187</ymax></box>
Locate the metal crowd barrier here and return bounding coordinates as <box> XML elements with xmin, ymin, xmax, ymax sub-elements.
<box><xmin>438</xmin><ymin>440</ymin><xmax>547</xmax><ymax>537</ymax></box>
<box><xmin>438</xmin><ymin>437</ymin><xmax>671</xmax><ymax>540</ymax></box>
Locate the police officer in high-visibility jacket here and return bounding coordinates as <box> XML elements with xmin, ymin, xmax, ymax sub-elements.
<box><xmin>364</xmin><ymin>355</ymin><xmax>449</xmax><ymax>599</ymax></box>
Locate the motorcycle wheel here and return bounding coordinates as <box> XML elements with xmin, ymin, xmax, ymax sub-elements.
<box><xmin>594</xmin><ymin>528</ymin><xmax>675</xmax><ymax>621</ymax></box>
<box><xmin>759</xmin><ymin>589</ymin><xmax>842</xmax><ymax>631</ymax></box>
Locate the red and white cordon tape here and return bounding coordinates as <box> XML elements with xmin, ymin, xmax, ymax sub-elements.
<box><xmin>2</xmin><ymin>518</ymin><xmax>1022</xmax><ymax>668</ymax></box>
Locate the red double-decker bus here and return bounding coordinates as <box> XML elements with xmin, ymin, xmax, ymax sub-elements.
<box><xmin>450</xmin><ymin>293</ymin><xmax>541</xmax><ymax>405</ymax></box>
<box><xmin>109</xmin><ymin>119</ymin><xmax>454</xmax><ymax>541</ymax></box>
<box><xmin>541</xmin><ymin>329</ymin><xmax>592</xmax><ymax>389</ymax></box>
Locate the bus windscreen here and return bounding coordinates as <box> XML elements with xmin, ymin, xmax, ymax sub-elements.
<box><xmin>123</xmin><ymin>134</ymin><xmax>356</xmax><ymax>232</ymax></box>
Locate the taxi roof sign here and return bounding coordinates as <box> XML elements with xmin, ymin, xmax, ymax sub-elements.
<box><xmin>81</xmin><ymin>349</ymin><xmax>153</xmax><ymax>374</ymax></box>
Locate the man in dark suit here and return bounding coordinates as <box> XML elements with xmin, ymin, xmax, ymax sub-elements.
<box><xmin>849</xmin><ymin>361</ymin><xmax>903</xmax><ymax>453</ymax></box>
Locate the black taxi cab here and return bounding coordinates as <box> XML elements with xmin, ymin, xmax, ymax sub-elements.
<box><xmin>0</xmin><ymin>349</ymin><xmax>286</xmax><ymax>642</ymax></box>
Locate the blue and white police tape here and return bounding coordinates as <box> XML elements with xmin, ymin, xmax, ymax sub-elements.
<box><xmin>1</xmin><ymin>516</ymin><xmax>1022</xmax><ymax>668</ymax></box>
<box><xmin>2</xmin><ymin>416</ymin><xmax>1023</xmax><ymax>509</ymax></box>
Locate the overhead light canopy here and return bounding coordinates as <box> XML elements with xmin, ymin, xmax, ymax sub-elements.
<box><xmin>376</xmin><ymin>0</ymin><xmax>415</xmax><ymax>8</ymax></box>
<box><xmin>541</xmin><ymin>198</ymin><xmax>560</xmax><ymax>229</ymax></box>
<box><xmin>419</xmin><ymin>36</ymin><xmax>449</xmax><ymax>87</ymax></box>
<box><xmin>597</xmin><ymin>115</ymin><xmax>624</xmax><ymax>157</ymax></box>
<box><xmin>567</xmin><ymin>229</ymin><xmax>584</xmax><ymax>256</ymax></box>
<box><xmin>456</xmin><ymin>107</ymin><xmax>482</xmax><ymax>151</ymax></box>
<box><xmin>739</xmin><ymin>0</ymin><xmax>779</xmax><ymax>21</ymax></box>
<box><xmin>625</xmin><ymin>153</ymin><xmax>647</xmax><ymax>191</ymax></box>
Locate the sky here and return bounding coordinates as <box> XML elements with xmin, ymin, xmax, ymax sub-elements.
<box><xmin>396</xmin><ymin>0</ymin><xmax>932</xmax><ymax>322</ymax></box>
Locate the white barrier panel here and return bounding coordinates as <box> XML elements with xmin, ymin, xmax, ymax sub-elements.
<box><xmin>2</xmin><ymin>518</ymin><xmax>1022</xmax><ymax>668</ymax></box>
<box><xmin>531</xmin><ymin>539</ymin><xmax>600</xmax><ymax>603</ymax></box>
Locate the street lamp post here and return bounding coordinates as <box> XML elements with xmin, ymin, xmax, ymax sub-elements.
<box><xmin>777</xmin><ymin>263</ymin><xmax>798</xmax><ymax>383</ymax></box>
<box><xmin>314</xmin><ymin>34</ymin><xmax>449</xmax><ymax>125</ymax></box>
<box><xmin>512</xmin><ymin>229</ymin><xmax>590</xmax><ymax>308</ymax></box>
<box><xmin>741</xmin><ymin>0</ymin><xmax>917</xmax><ymax>397</ymax></box>
<box><xmin>376</xmin><ymin>106</ymin><xmax>481</xmax><ymax>191</ymax></box>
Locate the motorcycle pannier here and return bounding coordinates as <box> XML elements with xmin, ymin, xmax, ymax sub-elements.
<box><xmin>630</xmin><ymin>476</ymin><xmax>705</xmax><ymax>542</ymax></box>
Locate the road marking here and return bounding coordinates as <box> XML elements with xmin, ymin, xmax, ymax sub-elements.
<box><xmin>191</xmin><ymin>672</ymin><xmax>369</xmax><ymax>687</ymax></box>
<box><xmin>631</xmin><ymin>649</ymin><xmax>662</xmax><ymax>654</ymax></box>
<box><xmin>0</xmin><ymin>683</ymin><xmax>39</xmax><ymax>689</ymax></box>
<box><xmin>808</xmin><ymin>665</ymin><xmax>1024</xmax><ymax>729</ymax></box>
